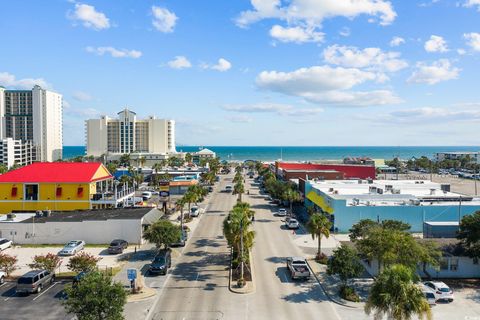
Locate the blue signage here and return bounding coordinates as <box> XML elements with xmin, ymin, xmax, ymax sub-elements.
<box><xmin>127</xmin><ymin>269</ymin><xmax>137</xmax><ymax>280</ymax></box>
<box><xmin>160</xmin><ymin>191</ymin><xmax>170</xmax><ymax>197</ymax></box>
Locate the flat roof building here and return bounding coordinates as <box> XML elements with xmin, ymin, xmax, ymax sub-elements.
<box><xmin>436</xmin><ymin>151</ymin><xmax>479</xmax><ymax>164</ymax></box>
<box><xmin>305</xmin><ymin>179</ymin><xmax>480</xmax><ymax>233</ymax></box>
<box><xmin>275</xmin><ymin>162</ymin><xmax>376</xmax><ymax>180</ymax></box>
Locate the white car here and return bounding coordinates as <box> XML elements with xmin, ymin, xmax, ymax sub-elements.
<box><xmin>423</xmin><ymin>291</ymin><xmax>436</xmax><ymax>305</ymax></box>
<box><xmin>286</xmin><ymin>218</ymin><xmax>299</xmax><ymax>229</ymax></box>
<box><xmin>58</xmin><ymin>240</ymin><xmax>86</xmax><ymax>256</ymax></box>
<box><xmin>0</xmin><ymin>238</ymin><xmax>12</xmax><ymax>251</ymax></box>
<box><xmin>225</xmin><ymin>185</ymin><xmax>233</xmax><ymax>193</ymax></box>
<box><xmin>190</xmin><ymin>206</ymin><xmax>200</xmax><ymax>217</ymax></box>
<box><xmin>0</xmin><ymin>271</ymin><xmax>5</xmax><ymax>285</ymax></box>
<box><xmin>423</xmin><ymin>281</ymin><xmax>454</xmax><ymax>302</ymax></box>
<box><xmin>277</xmin><ymin>208</ymin><xmax>287</xmax><ymax>217</ymax></box>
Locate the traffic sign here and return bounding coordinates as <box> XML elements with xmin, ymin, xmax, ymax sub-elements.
<box><xmin>160</xmin><ymin>191</ymin><xmax>170</xmax><ymax>197</ymax></box>
<box><xmin>127</xmin><ymin>269</ymin><xmax>137</xmax><ymax>280</ymax></box>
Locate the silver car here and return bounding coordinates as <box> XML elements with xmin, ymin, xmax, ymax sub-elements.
<box><xmin>58</xmin><ymin>240</ymin><xmax>85</xmax><ymax>256</ymax></box>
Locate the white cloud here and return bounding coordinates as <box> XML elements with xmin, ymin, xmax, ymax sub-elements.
<box><xmin>407</xmin><ymin>59</ymin><xmax>460</xmax><ymax>85</ymax></box>
<box><xmin>236</xmin><ymin>0</ymin><xmax>397</xmax><ymax>28</ymax></box>
<box><xmin>151</xmin><ymin>6</ymin><xmax>177</xmax><ymax>33</ymax></box>
<box><xmin>464</xmin><ymin>0</ymin><xmax>480</xmax><ymax>11</ymax></box>
<box><xmin>464</xmin><ymin>32</ymin><xmax>480</xmax><ymax>51</ymax></box>
<box><xmin>389</xmin><ymin>36</ymin><xmax>405</xmax><ymax>47</ymax></box>
<box><xmin>424</xmin><ymin>35</ymin><xmax>448</xmax><ymax>52</ymax></box>
<box><xmin>457</xmin><ymin>48</ymin><xmax>467</xmax><ymax>55</ymax></box>
<box><xmin>323</xmin><ymin>45</ymin><xmax>408</xmax><ymax>73</ymax></box>
<box><xmin>167</xmin><ymin>56</ymin><xmax>192</xmax><ymax>69</ymax></box>
<box><xmin>339</xmin><ymin>27</ymin><xmax>351</xmax><ymax>37</ymax></box>
<box><xmin>222</xmin><ymin>103</ymin><xmax>323</xmax><ymax>116</ymax></box>
<box><xmin>256</xmin><ymin>65</ymin><xmax>402</xmax><ymax>106</ymax></box>
<box><xmin>70</xmin><ymin>3</ymin><xmax>110</xmax><ymax>30</ymax></box>
<box><xmin>72</xmin><ymin>91</ymin><xmax>92</xmax><ymax>101</ymax></box>
<box><xmin>0</xmin><ymin>72</ymin><xmax>49</xmax><ymax>89</ymax></box>
<box><xmin>226</xmin><ymin>115</ymin><xmax>254</xmax><ymax>123</ymax></box>
<box><xmin>204</xmin><ymin>58</ymin><xmax>232</xmax><ymax>72</ymax></box>
<box><xmin>269</xmin><ymin>25</ymin><xmax>324</xmax><ymax>43</ymax></box>
<box><xmin>85</xmin><ymin>46</ymin><xmax>142</xmax><ymax>58</ymax></box>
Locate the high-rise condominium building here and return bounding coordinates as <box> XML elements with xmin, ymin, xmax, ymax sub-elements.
<box><xmin>86</xmin><ymin>108</ymin><xmax>176</xmax><ymax>157</ymax></box>
<box><xmin>0</xmin><ymin>85</ymin><xmax>63</xmax><ymax>163</ymax></box>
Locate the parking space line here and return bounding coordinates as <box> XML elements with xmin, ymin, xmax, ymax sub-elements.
<box><xmin>3</xmin><ymin>285</ymin><xmax>17</xmax><ymax>301</ymax></box>
<box><xmin>32</xmin><ymin>282</ymin><xmax>59</xmax><ymax>301</ymax></box>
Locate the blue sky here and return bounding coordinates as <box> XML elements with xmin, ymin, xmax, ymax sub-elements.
<box><xmin>1</xmin><ymin>0</ymin><xmax>480</xmax><ymax>146</ymax></box>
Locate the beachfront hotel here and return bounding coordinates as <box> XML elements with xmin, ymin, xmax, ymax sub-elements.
<box><xmin>304</xmin><ymin>179</ymin><xmax>480</xmax><ymax>233</ymax></box>
<box><xmin>85</xmin><ymin>108</ymin><xmax>176</xmax><ymax>158</ymax></box>
<box><xmin>0</xmin><ymin>85</ymin><xmax>63</xmax><ymax>166</ymax></box>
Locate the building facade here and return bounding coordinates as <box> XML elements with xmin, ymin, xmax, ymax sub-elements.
<box><xmin>86</xmin><ymin>108</ymin><xmax>176</xmax><ymax>157</ymax></box>
<box><xmin>0</xmin><ymin>85</ymin><xmax>63</xmax><ymax>162</ymax></box>
<box><xmin>0</xmin><ymin>138</ymin><xmax>37</xmax><ymax>168</ymax></box>
<box><xmin>0</xmin><ymin>162</ymin><xmax>134</xmax><ymax>214</ymax></box>
<box><xmin>435</xmin><ymin>151</ymin><xmax>480</xmax><ymax>164</ymax></box>
<box><xmin>304</xmin><ymin>179</ymin><xmax>480</xmax><ymax>233</ymax></box>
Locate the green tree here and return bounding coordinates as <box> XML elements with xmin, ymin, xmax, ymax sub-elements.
<box><xmin>185</xmin><ymin>153</ymin><xmax>192</xmax><ymax>163</ymax></box>
<box><xmin>349</xmin><ymin>219</ymin><xmax>411</xmax><ymax>242</ymax></box>
<box><xmin>63</xmin><ymin>271</ymin><xmax>126</xmax><ymax>320</ymax></box>
<box><xmin>327</xmin><ymin>245</ymin><xmax>364</xmax><ymax>287</ymax></box>
<box><xmin>0</xmin><ymin>253</ymin><xmax>18</xmax><ymax>276</ymax></box>
<box><xmin>0</xmin><ymin>164</ymin><xmax>7</xmax><ymax>174</ymax></box>
<box><xmin>119</xmin><ymin>154</ymin><xmax>131</xmax><ymax>167</ymax></box>
<box><xmin>233</xmin><ymin>181</ymin><xmax>245</xmax><ymax>202</ymax></box>
<box><xmin>306</xmin><ymin>213</ymin><xmax>332</xmax><ymax>260</ymax></box>
<box><xmin>143</xmin><ymin>220</ymin><xmax>181</xmax><ymax>249</ymax></box>
<box><xmin>282</xmin><ymin>188</ymin><xmax>302</xmax><ymax>216</ymax></box>
<box><xmin>68</xmin><ymin>252</ymin><xmax>100</xmax><ymax>273</ymax></box>
<box><xmin>106</xmin><ymin>162</ymin><xmax>118</xmax><ymax>175</ymax></box>
<box><xmin>29</xmin><ymin>253</ymin><xmax>61</xmax><ymax>273</ymax></box>
<box><xmin>458</xmin><ymin>210</ymin><xmax>480</xmax><ymax>259</ymax></box>
<box><xmin>233</xmin><ymin>202</ymin><xmax>255</xmax><ymax>219</ymax></box>
<box><xmin>365</xmin><ymin>264</ymin><xmax>431</xmax><ymax>320</ymax></box>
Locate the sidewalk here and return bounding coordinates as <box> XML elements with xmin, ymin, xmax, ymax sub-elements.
<box><xmin>308</xmin><ymin>258</ymin><xmax>372</xmax><ymax>308</ymax></box>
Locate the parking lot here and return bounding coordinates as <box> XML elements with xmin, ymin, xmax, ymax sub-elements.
<box><xmin>0</xmin><ymin>280</ymin><xmax>71</xmax><ymax>320</ymax></box>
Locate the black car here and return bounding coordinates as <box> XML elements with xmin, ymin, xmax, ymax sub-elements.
<box><xmin>171</xmin><ymin>230</ymin><xmax>188</xmax><ymax>247</ymax></box>
<box><xmin>108</xmin><ymin>239</ymin><xmax>128</xmax><ymax>254</ymax></box>
<box><xmin>149</xmin><ymin>249</ymin><xmax>171</xmax><ymax>275</ymax></box>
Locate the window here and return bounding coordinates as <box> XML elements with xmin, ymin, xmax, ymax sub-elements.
<box><xmin>439</xmin><ymin>258</ymin><xmax>449</xmax><ymax>271</ymax></box>
<box><xmin>11</xmin><ymin>187</ymin><xmax>17</xmax><ymax>197</ymax></box>
<box><xmin>450</xmin><ymin>258</ymin><xmax>459</xmax><ymax>271</ymax></box>
<box><xmin>24</xmin><ymin>184</ymin><xmax>38</xmax><ymax>201</ymax></box>
<box><xmin>77</xmin><ymin>187</ymin><xmax>84</xmax><ymax>197</ymax></box>
<box><xmin>56</xmin><ymin>187</ymin><xmax>62</xmax><ymax>197</ymax></box>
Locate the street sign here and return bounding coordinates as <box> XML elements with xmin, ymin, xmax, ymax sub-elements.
<box><xmin>160</xmin><ymin>191</ymin><xmax>170</xmax><ymax>197</ymax></box>
<box><xmin>127</xmin><ymin>269</ymin><xmax>137</xmax><ymax>280</ymax></box>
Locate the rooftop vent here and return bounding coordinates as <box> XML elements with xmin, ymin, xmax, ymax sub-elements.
<box><xmin>430</xmin><ymin>188</ymin><xmax>436</xmax><ymax>195</ymax></box>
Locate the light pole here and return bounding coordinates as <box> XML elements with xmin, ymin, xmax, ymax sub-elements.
<box><xmin>114</xmin><ymin>180</ymin><xmax>120</xmax><ymax>208</ymax></box>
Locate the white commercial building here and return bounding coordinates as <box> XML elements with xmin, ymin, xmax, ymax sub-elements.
<box><xmin>0</xmin><ymin>207</ymin><xmax>163</xmax><ymax>245</ymax></box>
<box><xmin>0</xmin><ymin>85</ymin><xmax>63</xmax><ymax>162</ymax></box>
<box><xmin>435</xmin><ymin>151</ymin><xmax>479</xmax><ymax>164</ymax></box>
<box><xmin>86</xmin><ymin>108</ymin><xmax>176</xmax><ymax>157</ymax></box>
<box><xmin>0</xmin><ymin>138</ymin><xmax>37</xmax><ymax>168</ymax></box>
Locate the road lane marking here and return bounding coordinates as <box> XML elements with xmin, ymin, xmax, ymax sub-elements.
<box><xmin>32</xmin><ymin>282</ymin><xmax>59</xmax><ymax>301</ymax></box>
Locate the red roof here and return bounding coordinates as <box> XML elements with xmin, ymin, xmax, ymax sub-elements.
<box><xmin>0</xmin><ymin>162</ymin><xmax>112</xmax><ymax>183</ymax></box>
<box><xmin>277</xmin><ymin>162</ymin><xmax>375</xmax><ymax>179</ymax></box>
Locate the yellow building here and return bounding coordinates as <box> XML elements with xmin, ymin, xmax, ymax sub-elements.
<box><xmin>0</xmin><ymin>162</ymin><xmax>130</xmax><ymax>214</ymax></box>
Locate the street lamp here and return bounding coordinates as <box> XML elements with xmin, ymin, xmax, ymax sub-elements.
<box><xmin>114</xmin><ymin>180</ymin><xmax>120</xmax><ymax>208</ymax></box>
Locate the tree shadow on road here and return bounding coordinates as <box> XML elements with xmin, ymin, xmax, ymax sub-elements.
<box><xmin>282</xmin><ymin>283</ymin><xmax>325</xmax><ymax>304</ymax></box>
<box><xmin>265</xmin><ymin>256</ymin><xmax>287</xmax><ymax>264</ymax></box>
<box><xmin>194</xmin><ymin>238</ymin><xmax>225</xmax><ymax>248</ymax></box>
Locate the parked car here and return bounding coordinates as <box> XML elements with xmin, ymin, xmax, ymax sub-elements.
<box><xmin>277</xmin><ymin>208</ymin><xmax>287</xmax><ymax>217</ymax></box>
<box><xmin>0</xmin><ymin>238</ymin><xmax>12</xmax><ymax>251</ymax></box>
<box><xmin>286</xmin><ymin>218</ymin><xmax>299</xmax><ymax>229</ymax></box>
<box><xmin>286</xmin><ymin>257</ymin><xmax>310</xmax><ymax>280</ymax></box>
<box><xmin>58</xmin><ymin>240</ymin><xmax>85</xmax><ymax>256</ymax></box>
<box><xmin>142</xmin><ymin>191</ymin><xmax>152</xmax><ymax>201</ymax></box>
<box><xmin>423</xmin><ymin>290</ymin><xmax>436</xmax><ymax>305</ymax></box>
<box><xmin>149</xmin><ymin>249</ymin><xmax>172</xmax><ymax>275</ymax></box>
<box><xmin>0</xmin><ymin>271</ymin><xmax>5</xmax><ymax>285</ymax></box>
<box><xmin>108</xmin><ymin>239</ymin><xmax>128</xmax><ymax>254</ymax></box>
<box><xmin>190</xmin><ymin>206</ymin><xmax>200</xmax><ymax>217</ymax></box>
<box><xmin>171</xmin><ymin>230</ymin><xmax>188</xmax><ymax>247</ymax></box>
<box><xmin>16</xmin><ymin>270</ymin><xmax>55</xmax><ymax>294</ymax></box>
<box><xmin>72</xmin><ymin>271</ymin><xmax>88</xmax><ymax>288</ymax></box>
<box><xmin>225</xmin><ymin>185</ymin><xmax>233</xmax><ymax>193</ymax></box>
<box><xmin>208</xmin><ymin>186</ymin><xmax>214</xmax><ymax>192</ymax></box>
<box><xmin>423</xmin><ymin>281</ymin><xmax>454</xmax><ymax>302</ymax></box>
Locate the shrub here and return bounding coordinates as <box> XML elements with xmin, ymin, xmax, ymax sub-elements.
<box><xmin>28</xmin><ymin>253</ymin><xmax>61</xmax><ymax>272</ymax></box>
<box><xmin>315</xmin><ymin>252</ymin><xmax>329</xmax><ymax>265</ymax></box>
<box><xmin>340</xmin><ymin>285</ymin><xmax>360</xmax><ymax>302</ymax></box>
<box><xmin>0</xmin><ymin>253</ymin><xmax>18</xmax><ymax>276</ymax></box>
<box><xmin>67</xmin><ymin>252</ymin><xmax>100</xmax><ymax>273</ymax></box>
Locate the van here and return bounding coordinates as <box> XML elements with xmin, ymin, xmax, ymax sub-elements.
<box><xmin>16</xmin><ymin>270</ymin><xmax>55</xmax><ymax>294</ymax></box>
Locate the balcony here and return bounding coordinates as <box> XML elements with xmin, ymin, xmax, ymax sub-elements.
<box><xmin>90</xmin><ymin>186</ymin><xmax>135</xmax><ymax>206</ymax></box>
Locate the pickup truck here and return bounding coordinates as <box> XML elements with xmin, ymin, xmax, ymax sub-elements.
<box><xmin>286</xmin><ymin>257</ymin><xmax>311</xmax><ymax>280</ymax></box>
<box><xmin>0</xmin><ymin>271</ymin><xmax>5</xmax><ymax>285</ymax></box>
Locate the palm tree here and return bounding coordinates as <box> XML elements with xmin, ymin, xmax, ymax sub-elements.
<box><xmin>233</xmin><ymin>202</ymin><xmax>255</xmax><ymax>219</ymax></box>
<box><xmin>185</xmin><ymin>153</ymin><xmax>193</xmax><ymax>164</ymax></box>
<box><xmin>233</xmin><ymin>172</ymin><xmax>243</xmax><ymax>184</ymax></box>
<box><xmin>306</xmin><ymin>213</ymin><xmax>332</xmax><ymax>260</ymax></box>
<box><xmin>365</xmin><ymin>264</ymin><xmax>432</xmax><ymax>320</ymax></box>
<box><xmin>282</xmin><ymin>189</ymin><xmax>302</xmax><ymax>216</ymax></box>
<box><xmin>233</xmin><ymin>181</ymin><xmax>245</xmax><ymax>202</ymax></box>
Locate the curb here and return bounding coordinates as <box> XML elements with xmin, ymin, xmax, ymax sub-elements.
<box><xmin>228</xmin><ymin>248</ymin><xmax>256</xmax><ymax>294</ymax></box>
<box><xmin>127</xmin><ymin>286</ymin><xmax>157</xmax><ymax>302</ymax></box>
<box><xmin>306</xmin><ymin>260</ymin><xmax>358</xmax><ymax>309</ymax></box>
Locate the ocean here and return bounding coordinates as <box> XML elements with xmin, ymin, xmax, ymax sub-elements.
<box><xmin>62</xmin><ymin>146</ymin><xmax>480</xmax><ymax>161</ymax></box>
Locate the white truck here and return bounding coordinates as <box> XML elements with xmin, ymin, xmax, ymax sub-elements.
<box><xmin>0</xmin><ymin>271</ymin><xmax>5</xmax><ymax>285</ymax></box>
<box><xmin>286</xmin><ymin>257</ymin><xmax>311</xmax><ymax>280</ymax></box>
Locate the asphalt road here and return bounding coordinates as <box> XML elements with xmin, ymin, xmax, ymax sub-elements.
<box><xmin>148</xmin><ymin>173</ymin><xmax>341</xmax><ymax>320</ymax></box>
<box><xmin>0</xmin><ymin>280</ymin><xmax>70</xmax><ymax>320</ymax></box>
